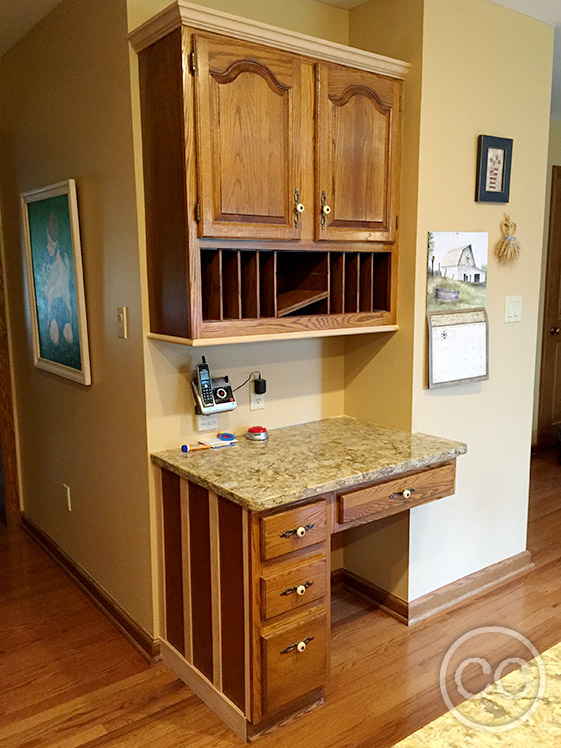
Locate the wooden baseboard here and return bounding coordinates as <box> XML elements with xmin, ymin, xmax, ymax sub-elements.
<box><xmin>409</xmin><ymin>550</ymin><xmax>534</xmax><ymax>625</ymax></box>
<box><xmin>21</xmin><ymin>513</ymin><xmax>160</xmax><ymax>663</ymax></box>
<box><xmin>332</xmin><ymin>551</ymin><xmax>534</xmax><ymax>626</ymax></box>
<box><xmin>331</xmin><ymin>568</ymin><xmax>408</xmax><ymax>624</ymax></box>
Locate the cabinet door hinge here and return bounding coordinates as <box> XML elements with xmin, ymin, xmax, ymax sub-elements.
<box><xmin>399</xmin><ymin>96</ymin><xmax>402</xmax><ymax>112</ymax></box>
<box><xmin>396</xmin><ymin>215</ymin><xmax>399</xmax><ymax>230</ymax></box>
<box><xmin>189</xmin><ymin>51</ymin><xmax>196</xmax><ymax>75</ymax></box>
<box><xmin>194</xmin><ymin>203</ymin><xmax>201</xmax><ymax>222</ymax></box>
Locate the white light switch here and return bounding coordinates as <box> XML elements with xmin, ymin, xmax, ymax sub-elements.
<box><xmin>117</xmin><ymin>306</ymin><xmax>129</xmax><ymax>339</ymax></box>
<box><xmin>505</xmin><ymin>296</ymin><xmax>522</xmax><ymax>323</ymax></box>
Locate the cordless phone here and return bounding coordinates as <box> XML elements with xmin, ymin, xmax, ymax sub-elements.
<box><xmin>192</xmin><ymin>357</ymin><xmax>237</xmax><ymax>415</ymax></box>
<box><xmin>196</xmin><ymin>358</ymin><xmax>214</xmax><ymax>409</ymax></box>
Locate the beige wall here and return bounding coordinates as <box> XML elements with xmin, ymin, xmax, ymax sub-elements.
<box><xmin>0</xmin><ymin>0</ymin><xmax>154</xmax><ymax>630</ymax></box>
<box><xmin>127</xmin><ymin>0</ymin><xmax>349</xmax><ymax>42</ymax></box>
<box><xmin>345</xmin><ymin>0</ymin><xmax>553</xmax><ymax>603</ymax></box>
<box><xmin>409</xmin><ymin>0</ymin><xmax>553</xmax><ymax>600</ymax></box>
<box><xmin>533</xmin><ymin>118</ymin><xmax>561</xmax><ymax>442</ymax></box>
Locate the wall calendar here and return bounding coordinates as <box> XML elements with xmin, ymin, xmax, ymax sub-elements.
<box><xmin>427</xmin><ymin>309</ymin><xmax>489</xmax><ymax>389</ymax></box>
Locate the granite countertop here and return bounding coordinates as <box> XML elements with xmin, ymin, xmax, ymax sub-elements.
<box><xmin>151</xmin><ymin>416</ymin><xmax>466</xmax><ymax>512</ymax></box>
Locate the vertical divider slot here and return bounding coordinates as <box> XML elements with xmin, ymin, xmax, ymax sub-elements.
<box><xmin>222</xmin><ymin>250</ymin><xmax>241</xmax><ymax>320</ymax></box>
<box><xmin>330</xmin><ymin>253</ymin><xmax>344</xmax><ymax>314</ymax></box>
<box><xmin>241</xmin><ymin>251</ymin><xmax>259</xmax><ymax>319</ymax></box>
<box><xmin>259</xmin><ymin>251</ymin><xmax>277</xmax><ymax>318</ymax></box>
<box><xmin>373</xmin><ymin>253</ymin><xmax>391</xmax><ymax>311</ymax></box>
<box><xmin>359</xmin><ymin>253</ymin><xmax>374</xmax><ymax>312</ymax></box>
<box><xmin>344</xmin><ymin>253</ymin><xmax>359</xmax><ymax>313</ymax></box>
<box><xmin>201</xmin><ymin>249</ymin><xmax>223</xmax><ymax>321</ymax></box>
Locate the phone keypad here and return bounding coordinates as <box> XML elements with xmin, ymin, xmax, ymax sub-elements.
<box><xmin>201</xmin><ymin>382</ymin><xmax>213</xmax><ymax>405</ymax></box>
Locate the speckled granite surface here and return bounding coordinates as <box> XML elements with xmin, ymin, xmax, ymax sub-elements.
<box><xmin>151</xmin><ymin>416</ymin><xmax>466</xmax><ymax>511</ymax></box>
<box><xmin>393</xmin><ymin>640</ymin><xmax>560</xmax><ymax>747</ymax></box>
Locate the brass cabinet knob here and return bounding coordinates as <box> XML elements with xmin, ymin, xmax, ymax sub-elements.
<box><xmin>550</xmin><ymin>327</ymin><xmax>561</xmax><ymax>336</ymax></box>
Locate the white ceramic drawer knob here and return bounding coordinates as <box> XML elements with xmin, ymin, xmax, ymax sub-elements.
<box><xmin>296</xmin><ymin>584</ymin><xmax>306</xmax><ymax>596</ymax></box>
<box><xmin>402</xmin><ymin>489</ymin><xmax>412</xmax><ymax>499</ymax></box>
<box><xmin>322</xmin><ymin>204</ymin><xmax>331</xmax><ymax>215</ymax></box>
<box><xmin>296</xmin><ymin>526</ymin><xmax>307</xmax><ymax>537</ymax></box>
<box><xmin>296</xmin><ymin>202</ymin><xmax>305</xmax><ymax>213</ymax></box>
<box><xmin>297</xmin><ymin>641</ymin><xmax>307</xmax><ymax>653</ymax></box>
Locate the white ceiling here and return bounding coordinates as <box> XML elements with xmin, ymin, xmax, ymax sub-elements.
<box><xmin>1</xmin><ymin>0</ymin><xmax>561</xmax><ymax>116</ymax></box>
<box><xmin>488</xmin><ymin>0</ymin><xmax>561</xmax><ymax>26</ymax></box>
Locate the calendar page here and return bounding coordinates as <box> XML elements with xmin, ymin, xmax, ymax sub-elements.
<box><xmin>428</xmin><ymin>309</ymin><xmax>488</xmax><ymax>388</ymax></box>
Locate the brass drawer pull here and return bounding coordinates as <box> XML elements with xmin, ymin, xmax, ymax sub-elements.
<box><xmin>280</xmin><ymin>580</ymin><xmax>314</xmax><ymax>597</ymax></box>
<box><xmin>280</xmin><ymin>636</ymin><xmax>314</xmax><ymax>655</ymax></box>
<box><xmin>279</xmin><ymin>523</ymin><xmax>314</xmax><ymax>539</ymax></box>
<box><xmin>389</xmin><ymin>488</ymin><xmax>416</xmax><ymax>500</ymax></box>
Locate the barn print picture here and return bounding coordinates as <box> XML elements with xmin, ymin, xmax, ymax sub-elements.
<box><xmin>427</xmin><ymin>231</ymin><xmax>488</xmax><ymax>312</ymax></box>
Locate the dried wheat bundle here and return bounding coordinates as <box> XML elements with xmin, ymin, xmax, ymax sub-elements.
<box><xmin>496</xmin><ymin>214</ymin><xmax>520</xmax><ymax>261</ymax></box>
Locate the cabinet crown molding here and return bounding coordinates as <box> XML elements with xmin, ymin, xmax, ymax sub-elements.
<box><xmin>129</xmin><ymin>0</ymin><xmax>410</xmax><ymax>80</ymax></box>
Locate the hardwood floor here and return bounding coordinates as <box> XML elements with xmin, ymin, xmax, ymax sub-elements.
<box><xmin>1</xmin><ymin>449</ymin><xmax>560</xmax><ymax>747</ymax></box>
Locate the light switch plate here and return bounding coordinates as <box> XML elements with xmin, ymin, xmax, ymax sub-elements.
<box><xmin>117</xmin><ymin>306</ymin><xmax>129</xmax><ymax>338</ymax></box>
<box><xmin>505</xmin><ymin>296</ymin><xmax>522</xmax><ymax>323</ymax></box>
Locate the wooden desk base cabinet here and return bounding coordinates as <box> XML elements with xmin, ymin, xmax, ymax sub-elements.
<box><xmin>157</xmin><ymin>461</ymin><xmax>456</xmax><ymax>740</ymax></box>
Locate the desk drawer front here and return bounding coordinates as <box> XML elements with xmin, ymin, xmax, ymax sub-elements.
<box><xmin>261</xmin><ymin>609</ymin><xmax>328</xmax><ymax>715</ymax></box>
<box><xmin>337</xmin><ymin>463</ymin><xmax>456</xmax><ymax>524</ymax></box>
<box><xmin>261</xmin><ymin>557</ymin><xmax>327</xmax><ymax>620</ymax></box>
<box><xmin>261</xmin><ymin>500</ymin><xmax>327</xmax><ymax>560</ymax></box>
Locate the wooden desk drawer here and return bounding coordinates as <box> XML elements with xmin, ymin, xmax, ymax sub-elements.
<box><xmin>337</xmin><ymin>462</ymin><xmax>456</xmax><ymax>524</ymax></box>
<box><xmin>261</xmin><ymin>500</ymin><xmax>327</xmax><ymax>561</ymax></box>
<box><xmin>261</xmin><ymin>556</ymin><xmax>327</xmax><ymax>620</ymax></box>
<box><xmin>261</xmin><ymin>609</ymin><xmax>327</xmax><ymax>715</ymax></box>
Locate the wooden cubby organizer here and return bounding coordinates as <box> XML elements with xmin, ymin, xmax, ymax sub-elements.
<box><xmin>200</xmin><ymin>248</ymin><xmax>392</xmax><ymax>323</ymax></box>
<box><xmin>131</xmin><ymin>3</ymin><xmax>408</xmax><ymax>345</ymax></box>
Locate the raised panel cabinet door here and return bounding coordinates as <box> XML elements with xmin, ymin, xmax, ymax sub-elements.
<box><xmin>194</xmin><ymin>34</ymin><xmax>307</xmax><ymax>240</ymax></box>
<box><xmin>316</xmin><ymin>63</ymin><xmax>402</xmax><ymax>242</ymax></box>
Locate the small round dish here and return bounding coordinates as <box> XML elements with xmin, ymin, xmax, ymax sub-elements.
<box><xmin>245</xmin><ymin>426</ymin><xmax>269</xmax><ymax>442</ymax></box>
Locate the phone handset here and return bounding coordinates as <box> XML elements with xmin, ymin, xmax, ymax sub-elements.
<box><xmin>195</xmin><ymin>357</ymin><xmax>214</xmax><ymax>410</ymax></box>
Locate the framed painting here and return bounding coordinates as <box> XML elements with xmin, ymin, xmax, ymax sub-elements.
<box><xmin>475</xmin><ymin>135</ymin><xmax>513</xmax><ymax>203</ymax></box>
<box><xmin>21</xmin><ymin>180</ymin><xmax>91</xmax><ymax>385</ymax></box>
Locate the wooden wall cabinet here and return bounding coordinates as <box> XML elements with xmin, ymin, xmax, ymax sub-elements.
<box><xmin>131</xmin><ymin>4</ymin><xmax>409</xmax><ymax>344</ymax></box>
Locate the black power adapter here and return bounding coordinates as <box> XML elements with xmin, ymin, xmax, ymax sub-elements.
<box><xmin>253</xmin><ymin>375</ymin><xmax>267</xmax><ymax>395</ymax></box>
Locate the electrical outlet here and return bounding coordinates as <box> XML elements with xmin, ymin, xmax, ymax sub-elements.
<box><xmin>250</xmin><ymin>389</ymin><xmax>265</xmax><ymax>411</ymax></box>
<box><xmin>63</xmin><ymin>483</ymin><xmax>72</xmax><ymax>512</ymax></box>
<box><xmin>196</xmin><ymin>412</ymin><xmax>218</xmax><ymax>431</ymax></box>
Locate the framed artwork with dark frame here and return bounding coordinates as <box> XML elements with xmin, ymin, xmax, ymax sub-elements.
<box><xmin>475</xmin><ymin>135</ymin><xmax>513</xmax><ymax>203</ymax></box>
<box><xmin>21</xmin><ymin>179</ymin><xmax>91</xmax><ymax>385</ymax></box>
